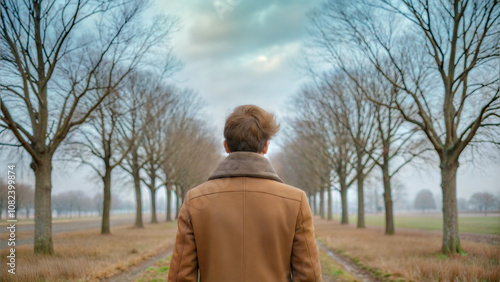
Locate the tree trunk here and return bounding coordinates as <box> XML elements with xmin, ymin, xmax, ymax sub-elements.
<box><xmin>32</xmin><ymin>154</ymin><xmax>54</xmax><ymax>254</ymax></box>
<box><xmin>175</xmin><ymin>189</ymin><xmax>181</xmax><ymax>219</ymax></box>
<box><xmin>149</xmin><ymin>169</ymin><xmax>158</xmax><ymax>224</ymax></box>
<box><xmin>150</xmin><ymin>187</ymin><xmax>158</xmax><ymax>223</ymax></box>
<box><xmin>319</xmin><ymin>187</ymin><xmax>325</xmax><ymax>219</ymax></box>
<box><xmin>440</xmin><ymin>159</ymin><xmax>462</xmax><ymax>254</ymax></box>
<box><xmin>166</xmin><ymin>183</ymin><xmax>172</xmax><ymax>221</ymax></box>
<box><xmin>357</xmin><ymin>166</ymin><xmax>365</xmax><ymax>228</ymax></box>
<box><xmin>381</xmin><ymin>161</ymin><xmax>394</xmax><ymax>235</ymax></box>
<box><xmin>132</xmin><ymin>165</ymin><xmax>144</xmax><ymax>228</ymax></box>
<box><xmin>327</xmin><ymin>187</ymin><xmax>332</xmax><ymax>220</ymax></box>
<box><xmin>101</xmin><ymin>169</ymin><xmax>112</xmax><ymax>234</ymax></box>
<box><xmin>313</xmin><ymin>192</ymin><xmax>317</xmax><ymax>215</ymax></box>
<box><xmin>340</xmin><ymin>183</ymin><xmax>348</xmax><ymax>224</ymax></box>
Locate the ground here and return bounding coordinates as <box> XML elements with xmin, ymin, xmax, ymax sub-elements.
<box><xmin>0</xmin><ymin>213</ymin><xmax>498</xmax><ymax>281</ymax></box>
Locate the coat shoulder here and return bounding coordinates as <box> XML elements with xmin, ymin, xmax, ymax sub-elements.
<box><xmin>246</xmin><ymin>178</ymin><xmax>305</xmax><ymax>202</ymax></box>
<box><xmin>185</xmin><ymin>177</ymin><xmax>306</xmax><ymax>203</ymax></box>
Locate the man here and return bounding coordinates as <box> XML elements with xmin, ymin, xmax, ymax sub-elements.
<box><xmin>168</xmin><ymin>105</ymin><xmax>321</xmax><ymax>282</ymax></box>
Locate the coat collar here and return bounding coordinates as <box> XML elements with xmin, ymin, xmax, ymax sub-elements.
<box><xmin>208</xmin><ymin>151</ymin><xmax>283</xmax><ymax>183</ymax></box>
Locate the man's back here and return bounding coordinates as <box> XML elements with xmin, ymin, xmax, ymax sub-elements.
<box><xmin>168</xmin><ymin>152</ymin><xmax>321</xmax><ymax>282</ymax></box>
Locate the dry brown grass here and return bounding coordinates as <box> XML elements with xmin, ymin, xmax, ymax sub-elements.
<box><xmin>0</xmin><ymin>222</ymin><xmax>177</xmax><ymax>282</ymax></box>
<box><xmin>315</xmin><ymin>218</ymin><xmax>500</xmax><ymax>282</ymax></box>
<box><xmin>0</xmin><ymin>230</ymin><xmax>32</xmax><ymax>240</ymax></box>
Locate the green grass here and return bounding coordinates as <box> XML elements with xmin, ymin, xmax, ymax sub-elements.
<box><xmin>318</xmin><ymin>249</ymin><xmax>359</xmax><ymax>281</ymax></box>
<box><xmin>136</xmin><ymin>256</ymin><xmax>171</xmax><ymax>281</ymax></box>
<box><xmin>334</xmin><ymin>214</ymin><xmax>500</xmax><ymax>235</ymax></box>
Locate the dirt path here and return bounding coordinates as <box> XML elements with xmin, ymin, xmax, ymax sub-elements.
<box><xmin>105</xmin><ymin>247</ymin><xmax>173</xmax><ymax>282</ymax></box>
<box><xmin>316</xmin><ymin>240</ymin><xmax>377</xmax><ymax>282</ymax></box>
<box><xmin>106</xmin><ymin>240</ymin><xmax>375</xmax><ymax>282</ymax></box>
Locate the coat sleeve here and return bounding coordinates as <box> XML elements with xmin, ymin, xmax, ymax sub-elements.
<box><xmin>291</xmin><ymin>191</ymin><xmax>322</xmax><ymax>282</ymax></box>
<box><xmin>168</xmin><ymin>191</ymin><xmax>198</xmax><ymax>282</ymax></box>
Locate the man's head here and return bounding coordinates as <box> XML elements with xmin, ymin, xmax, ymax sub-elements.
<box><xmin>223</xmin><ymin>105</ymin><xmax>280</xmax><ymax>154</ymax></box>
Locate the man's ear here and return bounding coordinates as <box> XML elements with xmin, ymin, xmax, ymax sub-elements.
<box><xmin>262</xmin><ymin>140</ymin><xmax>270</xmax><ymax>155</ymax></box>
<box><xmin>223</xmin><ymin>140</ymin><xmax>231</xmax><ymax>154</ymax></box>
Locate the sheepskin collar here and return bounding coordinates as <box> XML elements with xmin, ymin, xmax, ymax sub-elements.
<box><xmin>208</xmin><ymin>151</ymin><xmax>283</xmax><ymax>183</ymax></box>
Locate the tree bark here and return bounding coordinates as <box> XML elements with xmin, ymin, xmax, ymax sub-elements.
<box><xmin>101</xmin><ymin>169</ymin><xmax>112</xmax><ymax>234</ymax></box>
<box><xmin>175</xmin><ymin>189</ymin><xmax>181</xmax><ymax>219</ymax></box>
<box><xmin>166</xmin><ymin>183</ymin><xmax>172</xmax><ymax>221</ymax></box>
<box><xmin>340</xmin><ymin>183</ymin><xmax>348</xmax><ymax>224</ymax></box>
<box><xmin>315</xmin><ymin>192</ymin><xmax>319</xmax><ymax>215</ymax></box>
<box><xmin>356</xmin><ymin>160</ymin><xmax>365</xmax><ymax>228</ymax></box>
<box><xmin>327</xmin><ymin>187</ymin><xmax>333</xmax><ymax>220</ymax></box>
<box><xmin>146</xmin><ymin>167</ymin><xmax>158</xmax><ymax>224</ymax></box>
<box><xmin>132</xmin><ymin>155</ymin><xmax>144</xmax><ymax>228</ymax></box>
<box><xmin>319</xmin><ymin>187</ymin><xmax>325</xmax><ymax>219</ymax></box>
<box><xmin>150</xmin><ymin>188</ymin><xmax>158</xmax><ymax>223</ymax></box>
<box><xmin>32</xmin><ymin>154</ymin><xmax>54</xmax><ymax>254</ymax></box>
<box><xmin>382</xmin><ymin>161</ymin><xmax>394</xmax><ymax>235</ymax></box>
<box><xmin>440</xmin><ymin>159</ymin><xmax>462</xmax><ymax>254</ymax></box>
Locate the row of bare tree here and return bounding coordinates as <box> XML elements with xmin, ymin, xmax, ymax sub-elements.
<box><xmin>273</xmin><ymin>69</ymin><xmax>422</xmax><ymax>235</ymax></box>
<box><xmin>51</xmin><ymin>191</ymin><xmax>145</xmax><ymax>218</ymax></box>
<box><xmin>274</xmin><ymin>0</ymin><xmax>499</xmax><ymax>255</ymax></box>
<box><xmin>0</xmin><ymin>179</ymin><xmax>34</xmax><ymax>219</ymax></box>
<box><xmin>0</xmin><ymin>0</ymin><xmax>221</xmax><ymax>255</ymax></box>
<box><xmin>64</xmin><ymin>74</ymin><xmax>221</xmax><ymax>234</ymax></box>
<box><xmin>412</xmin><ymin>189</ymin><xmax>498</xmax><ymax>215</ymax></box>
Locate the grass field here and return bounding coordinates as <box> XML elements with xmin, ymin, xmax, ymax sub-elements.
<box><xmin>0</xmin><ymin>213</ymin><xmax>135</xmax><ymax>226</ymax></box>
<box><xmin>0</xmin><ymin>222</ymin><xmax>177</xmax><ymax>282</ymax></box>
<box><xmin>335</xmin><ymin>213</ymin><xmax>500</xmax><ymax>235</ymax></box>
<box><xmin>1</xmin><ymin>214</ymin><xmax>498</xmax><ymax>281</ymax></box>
<box><xmin>315</xmin><ymin>218</ymin><xmax>500</xmax><ymax>281</ymax></box>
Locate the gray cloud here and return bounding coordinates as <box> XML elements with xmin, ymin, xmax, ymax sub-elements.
<box><xmin>155</xmin><ymin>0</ymin><xmax>319</xmax><ymax>61</ymax></box>
<box><xmin>145</xmin><ymin>0</ymin><xmax>500</xmax><ymax>203</ymax></box>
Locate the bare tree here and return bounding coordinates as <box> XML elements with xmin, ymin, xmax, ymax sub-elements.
<box><xmin>414</xmin><ymin>189</ymin><xmax>437</xmax><ymax>213</ymax></box>
<box><xmin>346</xmin><ymin>69</ymin><xmax>426</xmax><ymax>234</ymax></box>
<box><xmin>274</xmin><ymin>132</ymin><xmax>331</xmax><ymax>218</ymax></box>
<box><xmin>94</xmin><ymin>192</ymin><xmax>103</xmax><ymax>216</ymax></box>
<box><xmin>16</xmin><ymin>183</ymin><xmax>34</xmax><ymax>219</ymax></box>
<box><xmin>52</xmin><ymin>193</ymin><xmax>67</xmax><ymax>218</ymax></box>
<box><xmin>140</xmin><ymin>87</ymin><xmax>179</xmax><ymax>224</ymax></box>
<box><xmin>294</xmin><ymin>81</ymin><xmax>368</xmax><ymax>225</ymax></box>
<box><xmin>285</xmin><ymin>122</ymin><xmax>335</xmax><ymax>220</ymax></box>
<box><xmin>69</xmin><ymin>88</ymin><xmax>140</xmax><ymax>233</ymax></box>
<box><xmin>160</xmin><ymin>90</ymin><xmax>209</xmax><ymax>221</ymax></box>
<box><xmin>119</xmin><ymin>72</ymin><xmax>155</xmax><ymax>228</ymax></box>
<box><xmin>309</xmin><ymin>0</ymin><xmax>500</xmax><ymax>254</ymax></box>
<box><xmin>323</xmin><ymin>73</ymin><xmax>379</xmax><ymax>228</ymax></box>
<box><xmin>162</xmin><ymin>116</ymin><xmax>222</xmax><ymax>215</ymax></box>
<box><xmin>0</xmin><ymin>0</ymin><xmax>175</xmax><ymax>254</ymax></box>
<box><xmin>119</xmin><ymin>71</ymin><xmax>183</xmax><ymax>226</ymax></box>
<box><xmin>469</xmin><ymin>192</ymin><xmax>497</xmax><ymax>216</ymax></box>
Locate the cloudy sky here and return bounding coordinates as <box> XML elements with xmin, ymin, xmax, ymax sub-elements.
<box><xmin>3</xmin><ymin>0</ymin><xmax>498</xmax><ymax>210</ymax></box>
<box><xmin>151</xmin><ymin>0</ymin><xmax>320</xmax><ymax>142</ymax></box>
<box><xmin>143</xmin><ymin>0</ymin><xmax>499</xmax><ymax>202</ymax></box>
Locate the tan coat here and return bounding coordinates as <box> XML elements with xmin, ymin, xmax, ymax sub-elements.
<box><xmin>168</xmin><ymin>152</ymin><xmax>321</xmax><ymax>282</ymax></box>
